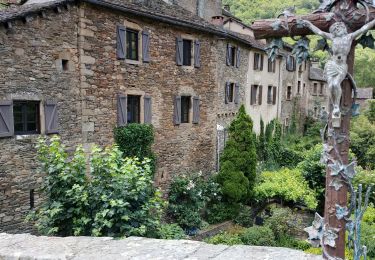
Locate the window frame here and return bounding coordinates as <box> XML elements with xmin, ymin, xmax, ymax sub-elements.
<box><xmin>127</xmin><ymin>95</ymin><xmax>141</xmax><ymax>124</ymax></box>
<box><xmin>182</xmin><ymin>39</ymin><xmax>193</xmax><ymax>66</ymax></box>
<box><xmin>180</xmin><ymin>96</ymin><xmax>191</xmax><ymax>123</ymax></box>
<box><xmin>286</xmin><ymin>86</ymin><xmax>292</xmax><ymax>101</ymax></box>
<box><xmin>313</xmin><ymin>83</ymin><xmax>318</xmax><ymax>95</ymax></box>
<box><xmin>320</xmin><ymin>83</ymin><xmax>324</xmax><ymax>95</ymax></box>
<box><xmin>13</xmin><ymin>100</ymin><xmax>41</xmax><ymax>135</ymax></box>
<box><xmin>268</xmin><ymin>59</ymin><xmax>276</xmax><ymax>73</ymax></box>
<box><xmin>251</xmin><ymin>85</ymin><xmax>259</xmax><ymax>105</ymax></box>
<box><xmin>126</xmin><ymin>28</ymin><xmax>140</xmax><ymax>61</ymax></box>
<box><xmin>254</xmin><ymin>53</ymin><xmax>264</xmax><ymax>71</ymax></box>
<box><xmin>267</xmin><ymin>85</ymin><xmax>273</xmax><ymax>104</ymax></box>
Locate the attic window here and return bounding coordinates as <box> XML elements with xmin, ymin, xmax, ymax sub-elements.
<box><xmin>62</xmin><ymin>59</ymin><xmax>69</xmax><ymax>71</ymax></box>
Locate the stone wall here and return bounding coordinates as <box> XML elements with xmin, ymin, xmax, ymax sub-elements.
<box><xmin>0</xmin><ymin>6</ymin><xmax>82</xmax><ymax>232</ymax></box>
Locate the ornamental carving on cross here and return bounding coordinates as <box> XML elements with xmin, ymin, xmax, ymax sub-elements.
<box><xmin>252</xmin><ymin>0</ymin><xmax>374</xmax><ymax>259</ymax></box>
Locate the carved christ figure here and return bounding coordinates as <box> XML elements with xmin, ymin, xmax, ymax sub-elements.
<box><xmin>301</xmin><ymin>19</ymin><xmax>375</xmax><ymax>118</ymax></box>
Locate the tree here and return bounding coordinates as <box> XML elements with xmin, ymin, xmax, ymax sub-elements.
<box><xmin>257</xmin><ymin>118</ymin><xmax>266</xmax><ymax>161</ymax></box>
<box><xmin>217</xmin><ymin>105</ymin><xmax>257</xmax><ymax>202</ymax></box>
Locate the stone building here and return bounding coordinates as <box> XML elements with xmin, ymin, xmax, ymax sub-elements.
<box><xmin>307</xmin><ymin>63</ymin><xmax>329</xmax><ymax>120</ymax></box>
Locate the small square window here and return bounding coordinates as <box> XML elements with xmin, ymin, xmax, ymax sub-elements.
<box><xmin>126</xmin><ymin>29</ymin><xmax>139</xmax><ymax>61</ymax></box>
<box><xmin>62</xmin><ymin>59</ymin><xmax>69</xmax><ymax>71</ymax></box>
<box><xmin>127</xmin><ymin>95</ymin><xmax>141</xmax><ymax>123</ymax></box>
<box><xmin>182</xmin><ymin>39</ymin><xmax>192</xmax><ymax>66</ymax></box>
<box><xmin>13</xmin><ymin>101</ymin><xmax>40</xmax><ymax>135</ymax></box>
<box><xmin>181</xmin><ymin>96</ymin><xmax>191</xmax><ymax>123</ymax></box>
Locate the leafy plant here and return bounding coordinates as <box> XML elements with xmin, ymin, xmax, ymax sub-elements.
<box><xmin>240</xmin><ymin>225</ymin><xmax>275</xmax><ymax>246</ymax></box>
<box><xmin>234</xmin><ymin>205</ymin><xmax>253</xmax><ymax>227</ymax></box>
<box><xmin>205</xmin><ymin>201</ymin><xmax>240</xmax><ymax>224</ymax></box>
<box><xmin>158</xmin><ymin>224</ymin><xmax>187</xmax><ymax>240</ymax></box>
<box><xmin>204</xmin><ymin>232</ymin><xmax>244</xmax><ymax>246</ymax></box>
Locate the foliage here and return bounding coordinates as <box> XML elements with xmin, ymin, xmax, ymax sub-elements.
<box><xmin>366</xmin><ymin>100</ymin><xmax>375</xmax><ymax>123</ymax></box>
<box><xmin>205</xmin><ymin>201</ymin><xmax>240</xmax><ymax>224</ymax></box>
<box><xmin>254</xmin><ymin>168</ymin><xmax>318</xmax><ymax>210</ymax></box>
<box><xmin>168</xmin><ymin>173</ymin><xmax>220</xmax><ymax>230</ymax></box>
<box><xmin>275</xmin><ymin>234</ymin><xmax>311</xmax><ymax>250</ymax></box>
<box><xmin>257</xmin><ymin>118</ymin><xmax>266</xmax><ymax>161</ymax></box>
<box><xmin>353</xmin><ymin>167</ymin><xmax>375</xmax><ymax>204</ymax></box>
<box><xmin>28</xmin><ymin>136</ymin><xmax>164</xmax><ymax>237</ymax></box>
<box><xmin>361</xmin><ymin>222</ymin><xmax>375</xmax><ymax>257</ymax></box>
<box><xmin>240</xmin><ymin>225</ymin><xmax>275</xmax><ymax>246</ymax></box>
<box><xmin>158</xmin><ymin>224</ymin><xmax>186</xmax><ymax>240</ymax></box>
<box><xmin>114</xmin><ymin>123</ymin><xmax>156</xmax><ymax>173</ymax></box>
<box><xmin>234</xmin><ymin>205</ymin><xmax>253</xmax><ymax>228</ymax></box>
<box><xmin>217</xmin><ymin>105</ymin><xmax>257</xmax><ymax>202</ymax></box>
<box><xmin>204</xmin><ymin>232</ymin><xmax>244</xmax><ymax>246</ymax></box>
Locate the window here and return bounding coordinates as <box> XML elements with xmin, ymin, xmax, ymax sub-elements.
<box><xmin>228</xmin><ymin>83</ymin><xmax>235</xmax><ymax>102</ymax></box>
<box><xmin>13</xmin><ymin>101</ymin><xmax>40</xmax><ymax>135</ymax></box>
<box><xmin>182</xmin><ymin>39</ymin><xmax>192</xmax><ymax>66</ymax></box>
<box><xmin>268</xmin><ymin>59</ymin><xmax>276</xmax><ymax>73</ymax></box>
<box><xmin>320</xmin><ymin>83</ymin><xmax>324</xmax><ymax>95</ymax></box>
<box><xmin>313</xmin><ymin>83</ymin><xmax>318</xmax><ymax>95</ymax></box>
<box><xmin>127</xmin><ymin>95</ymin><xmax>141</xmax><ymax>123</ymax></box>
<box><xmin>254</xmin><ymin>53</ymin><xmax>263</xmax><ymax>70</ymax></box>
<box><xmin>62</xmin><ymin>59</ymin><xmax>69</xmax><ymax>71</ymax></box>
<box><xmin>303</xmin><ymin>83</ymin><xmax>306</xmax><ymax>94</ymax></box>
<box><xmin>126</xmin><ymin>29</ymin><xmax>139</xmax><ymax>60</ymax></box>
<box><xmin>286</xmin><ymin>55</ymin><xmax>296</xmax><ymax>71</ymax></box>
<box><xmin>30</xmin><ymin>189</ymin><xmax>35</xmax><ymax>209</ymax></box>
<box><xmin>314</xmin><ymin>106</ymin><xmax>318</xmax><ymax>117</ymax></box>
<box><xmin>286</xmin><ymin>86</ymin><xmax>292</xmax><ymax>100</ymax></box>
<box><xmin>226</xmin><ymin>44</ymin><xmax>239</xmax><ymax>67</ymax></box>
<box><xmin>299</xmin><ymin>64</ymin><xmax>303</xmax><ymax>72</ymax></box>
<box><xmin>181</xmin><ymin>96</ymin><xmax>191</xmax><ymax>123</ymax></box>
<box><xmin>251</xmin><ymin>85</ymin><xmax>262</xmax><ymax>105</ymax></box>
<box><xmin>297</xmin><ymin>81</ymin><xmax>301</xmax><ymax>94</ymax></box>
<box><xmin>267</xmin><ymin>86</ymin><xmax>273</xmax><ymax>104</ymax></box>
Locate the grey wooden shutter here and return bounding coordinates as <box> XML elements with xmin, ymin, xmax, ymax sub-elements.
<box><xmin>194</xmin><ymin>40</ymin><xmax>201</xmax><ymax>68</ymax></box>
<box><xmin>234</xmin><ymin>83</ymin><xmax>240</xmax><ymax>104</ymax></box>
<box><xmin>226</xmin><ymin>44</ymin><xmax>232</xmax><ymax>66</ymax></box>
<box><xmin>117</xmin><ymin>94</ymin><xmax>127</xmax><ymax>126</ymax></box>
<box><xmin>225</xmin><ymin>82</ymin><xmax>230</xmax><ymax>104</ymax></box>
<box><xmin>142</xmin><ymin>31</ymin><xmax>150</xmax><ymax>63</ymax></box>
<box><xmin>192</xmin><ymin>96</ymin><xmax>200</xmax><ymax>124</ymax></box>
<box><xmin>258</xmin><ymin>85</ymin><xmax>263</xmax><ymax>105</ymax></box>
<box><xmin>260</xmin><ymin>54</ymin><xmax>264</xmax><ymax>70</ymax></box>
<box><xmin>0</xmin><ymin>101</ymin><xmax>14</xmax><ymax>138</ymax></box>
<box><xmin>176</xmin><ymin>37</ymin><xmax>183</xmax><ymax>66</ymax></box>
<box><xmin>253</xmin><ymin>54</ymin><xmax>257</xmax><ymax>70</ymax></box>
<box><xmin>273</xmin><ymin>86</ymin><xmax>277</xmax><ymax>105</ymax></box>
<box><xmin>117</xmin><ymin>25</ymin><xmax>126</xmax><ymax>60</ymax></box>
<box><xmin>235</xmin><ymin>48</ymin><xmax>240</xmax><ymax>68</ymax></box>
<box><xmin>173</xmin><ymin>96</ymin><xmax>181</xmax><ymax>125</ymax></box>
<box><xmin>144</xmin><ymin>95</ymin><xmax>152</xmax><ymax>124</ymax></box>
<box><xmin>45</xmin><ymin>100</ymin><xmax>58</xmax><ymax>134</ymax></box>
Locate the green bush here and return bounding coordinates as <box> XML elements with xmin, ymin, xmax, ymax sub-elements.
<box><xmin>114</xmin><ymin>123</ymin><xmax>156</xmax><ymax>173</ymax></box>
<box><xmin>275</xmin><ymin>234</ymin><xmax>311</xmax><ymax>250</ymax></box>
<box><xmin>168</xmin><ymin>173</ymin><xmax>220</xmax><ymax>230</ymax></box>
<box><xmin>158</xmin><ymin>224</ymin><xmax>186</xmax><ymax>240</ymax></box>
<box><xmin>217</xmin><ymin>105</ymin><xmax>257</xmax><ymax>202</ymax></box>
<box><xmin>254</xmin><ymin>168</ymin><xmax>318</xmax><ymax>210</ymax></box>
<box><xmin>205</xmin><ymin>201</ymin><xmax>240</xmax><ymax>224</ymax></box>
<box><xmin>234</xmin><ymin>205</ymin><xmax>253</xmax><ymax>227</ymax></box>
<box><xmin>29</xmin><ymin>136</ymin><xmax>164</xmax><ymax>237</ymax></box>
<box><xmin>240</xmin><ymin>225</ymin><xmax>275</xmax><ymax>246</ymax></box>
<box><xmin>205</xmin><ymin>232</ymin><xmax>244</xmax><ymax>246</ymax></box>
<box><xmin>361</xmin><ymin>222</ymin><xmax>375</xmax><ymax>257</ymax></box>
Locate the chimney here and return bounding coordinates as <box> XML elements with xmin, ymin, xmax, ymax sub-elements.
<box><xmin>211</xmin><ymin>15</ymin><xmax>224</xmax><ymax>26</ymax></box>
<box><xmin>223</xmin><ymin>4</ymin><xmax>230</xmax><ymax>12</ymax></box>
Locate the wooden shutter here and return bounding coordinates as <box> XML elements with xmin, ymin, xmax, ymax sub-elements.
<box><xmin>234</xmin><ymin>83</ymin><xmax>240</xmax><ymax>104</ymax></box>
<box><xmin>225</xmin><ymin>82</ymin><xmax>230</xmax><ymax>104</ymax></box>
<box><xmin>235</xmin><ymin>48</ymin><xmax>240</xmax><ymax>68</ymax></box>
<box><xmin>176</xmin><ymin>37</ymin><xmax>183</xmax><ymax>66</ymax></box>
<box><xmin>226</xmin><ymin>44</ymin><xmax>232</xmax><ymax>66</ymax></box>
<box><xmin>194</xmin><ymin>40</ymin><xmax>201</xmax><ymax>68</ymax></box>
<box><xmin>273</xmin><ymin>86</ymin><xmax>277</xmax><ymax>105</ymax></box>
<box><xmin>173</xmin><ymin>96</ymin><xmax>181</xmax><ymax>125</ymax></box>
<box><xmin>192</xmin><ymin>96</ymin><xmax>200</xmax><ymax>124</ymax></box>
<box><xmin>45</xmin><ymin>100</ymin><xmax>58</xmax><ymax>134</ymax></box>
<box><xmin>117</xmin><ymin>94</ymin><xmax>127</xmax><ymax>126</ymax></box>
<box><xmin>0</xmin><ymin>100</ymin><xmax>14</xmax><ymax>138</ymax></box>
<box><xmin>260</xmin><ymin>54</ymin><xmax>264</xmax><ymax>70</ymax></box>
<box><xmin>253</xmin><ymin>53</ymin><xmax>258</xmax><ymax>70</ymax></box>
<box><xmin>142</xmin><ymin>31</ymin><xmax>150</xmax><ymax>63</ymax></box>
<box><xmin>258</xmin><ymin>85</ymin><xmax>263</xmax><ymax>105</ymax></box>
<box><xmin>116</xmin><ymin>25</ymin><xmax>126</xmax><ymax>60</ymax></box>
<box><xmin>250</xmin><ymin>85</ymin><xmax>256</xmax><ymax>105</ymax></box>
<box><xmin>144</xmin><ymin>95</ymin><xmax>152</xmax><ymax>124</ymax></box>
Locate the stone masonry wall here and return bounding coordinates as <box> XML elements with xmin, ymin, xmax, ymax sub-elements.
<box><xmin>0</xmin><ymin>5</ymin><xmax>82</xmax><ymax>232</ymax></box>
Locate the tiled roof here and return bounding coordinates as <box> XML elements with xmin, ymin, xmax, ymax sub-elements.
<box><xmin>309</xmin><ymin>67</ymin><xmax>325</xmax><ymax>82</ymax></box>
<box><xmin>356</xmin><ymin>87</ymin><xmax>373</xmax><ymax>99</ymax></box>
<box><xmin>0</xmin><ymin>0</ymin><xmax>267</xmax><ymax>51</ymax></box>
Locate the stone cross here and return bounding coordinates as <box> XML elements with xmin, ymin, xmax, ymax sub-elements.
<box><xmin>252</xmin><ymin>0</ymin><xmax>375</xmax><ymax>258</ymax></box>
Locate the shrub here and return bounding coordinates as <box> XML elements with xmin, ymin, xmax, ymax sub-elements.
<box><xmin>158</xmin><ymin>224</ymin><xmax>186</xmax><ymax>240</ymax></box>
<box><xmin>353</xmin><ymin>167</ymin><xmax>375</xmax><ymax>204</ymax></box>
<box><xmin>240</xmin><ymin>226</ymin><xmax>275</xmax><ymax>246</ymax></box>
<box><xmin>205</xmin><ymin>201</ymin><xmax>240</xmax><ymax>224</ymax></box>
<box><xmin>29</xmin><ymin>136</ymin><xmax>164</xmax><ymax>237</ymax></box>
<box><xmin>254</xmin><ymin>168</ymin><xmax>318</xmax><ymax>210</ymax></box>
<box><xmin>264</xmin><ymin>207</ymin><xmax>304</xmax><ymax>239</ymax></box>
<box><xmin>275</xmin><ymin>234</ymin><xmax>311</xmax><ymax>250</ymax></box>
<box><xmin>361</xmin><ymin>222</ymin><xmax>375</xmax><ymax>257</ymax></box>
<box><xmin>217</xmin><ymin>105</ymin><xmax>257</xmax><ymax>202</ymax></box>
<box><xmin>168</xmin><ymin>173</ymin><xmax>220</xmax><ymax>231</ymax></box>
<box><xmin>114</xmin><ymin>123</ymin><xmax>156</xmax><ymax>173</ymax></box>
<box><xmin>234</xmin><ymin>205</ymin><xmax>253</xmax><ymax>227</ymax></box>
<box><xmin>204</xmin><ymin>232</ymin><xmax>244</xmax><ymax>246</ymax></box>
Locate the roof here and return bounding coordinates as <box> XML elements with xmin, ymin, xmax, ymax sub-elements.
<box><xmin>0</xmin><ymin>0</ymin><xmax>266</xmax><ymax>51</ymax></box>
<box><xmin>309</xmin><ymin>67</ymin><xmax>325</xmax><ymax>82</ymax></box>
<box><xmin>356</xmin><ymin>87</ymin><xmax>373</xmax><ymax>99</ymax></box>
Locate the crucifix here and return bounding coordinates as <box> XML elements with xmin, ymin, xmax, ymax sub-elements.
<box><xmin>252</xmin><ymin>0</ymin><xmax>375</xmax><ymax>259</ymax></box>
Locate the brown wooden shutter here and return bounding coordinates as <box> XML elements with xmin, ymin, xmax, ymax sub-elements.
<box><xmin>225</xmin><ymin>82</ymin><xmax>230</xmax><ymax>104</ymax></box>
<box><xmin>117</xmin><ymin>94</ymin><xmax>127</xmax><ymax>126</ymax></box>
<box><xmin>192</xmin><ymin>96</ymin><xmax>200</xmax><ymax>124</ymax></box>
<box><xmin>142</xmin><ymin>31</ymin><xmax>150</xmax><ymax>63</ymax></box>
<box><xmin>234</xmin><ymin>83</ymin><xmax>240</xmax><ymax>104</ymax></box>
<box><xmin>258</xmin><ymin>85</ymin><xmax>263</xmax><ymax>105</ymax></box>
<box><xmin>273</xmin><ymin>86</ymin><xmax>277</xmax><ymax>105</ymax></box>
<box><xmin>260</xmin><ymin>54</ymin><xmax>264</xmax><ymax>70</ymax></box>
<box><xmin>194</xmin><ymin>40</ymin><xmax>201</xmax><ymax>68</ymax></box>
<box><xmin>235</xmin><ymin>48</ymin><xmax>240</xmax><ymax>68</ymax></box>
<box><xmin>174</xmin><ymin>96</ymin><xmax>181</xmax><ymax>125</ymax></box>
<box><xmin>117</xmin><ymin>25</ymin><xmax>126</xmax><ymax>60</ymax></box>
<box><xmin>144</xmin><ymin>95</ymin><xmax>152</xmax><ymax>124</ymax></box>
<box><xmin>0</xmin><ymin>100</ymin><xmax>14</xmax><ymax>138</ymax></box>
<box><xmin>226</xmin><ymin>44</ymin><xmax>232</xmax><ymax>66</ymax></box>
<box><xmin>45</xmin><ymin>100</ymin><xmax>58</xmax><ymax>134</ymax></box>
<box><xmin>176</xmin><ymin>37</ymin><xmax>183</xmax><ymax>66</ymax></box>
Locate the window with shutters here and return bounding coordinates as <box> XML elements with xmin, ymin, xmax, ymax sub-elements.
<box><xmin>13</xmin><ymin>101</ymin><xmax>40</xmax><ymax>135</ymax></box>
<box><xmin>286</xmin><ymin>86</ymin><xmax>292</xmax><ymax>101</ymax></box>
<box><xmin>181</xmin><ymin>96</ymin><xmax>191</xmax><ymax>123</ymax></box>
<box><xmin>313</xmin><ymin>83</ymin><xmax>318</xmax><ymax>95</ymax></box>
<box><xmin>254</xmin><ymin>53</ymin><xmax>263</xmax><ymax>70</ymax></box>
<box><xmin>268</xmin><ymin>59</ymin><xmax>275</xmax><ymax>73</ymax></box>
<box><xmin>182</xmin><ymin>39</ymin><xmax>192</xmax><ymax>66</ymax></box>
<box><xmin>127</xmin><ymin>95</ymin><xmax>141</xmax><ymax>124</ymax></box>
<box><xmin>228</xmin><ymin>83</ymin><xmax>235</xmax><ymax>102</ymax></box>
<box><xmin>286</xmin><ymin>55</ymin><xmax>296</xmax><ymax>71</ymax></box>
<box><xmin>267</xmin><ymin>86</ymin><xmax>273</xmax><ymax>104</ymax></box>
<box><xmin>320</xmin><ymin>83</ymin><xmax>324</xmax><ymax>95</ymax></box>
<box><xmin>250</xmin><ymin>85</ymin><xmax>259</xmax><ymax>105</ymax></box>
<box><xmin>126</xmin><ymin>29</ymin><xmax>139</xmax><ymax>61</ymax></box>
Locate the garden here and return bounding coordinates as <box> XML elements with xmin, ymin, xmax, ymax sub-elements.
<box><xmin>28</xmin><ymin>102</ymin><xmax>375</xmax><ymax>259</ymax></box>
